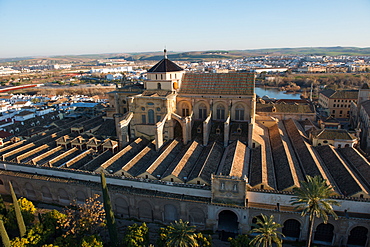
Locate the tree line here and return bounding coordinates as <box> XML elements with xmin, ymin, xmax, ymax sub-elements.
<box><xmin>260</xmin><ymin>73</ymin><xmax>370</xmax><ymax>91</ymax></box>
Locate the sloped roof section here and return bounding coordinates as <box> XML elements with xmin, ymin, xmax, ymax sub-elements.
<box><xmin>320</xmin><ymin>89</ymin><xmax>336</xmax><ymax>98</ymax></box>
<box><xmin>256</xmin><ymin>102</ymin><xmax>314</xmax><ymax>113</ymax></box>
<box><xmin>361</xmin><ymin>100</ymin><xmax>370</xmax><ymax>116</ymax></box>
<box><xmin>312</xmin><ymin>129</ymin><xmax>356</xmax><ymax>140</ymax></box>
<box><xmin>332</xmin><ymin>90</ymin><xmax>358</xmax><ymax>99</ymax></box>
<box><xmin>320</xmin><ymin>89</ymin><xmax>358</xmax><ymax>99</ymax></box>
<box><xmin>147</xmin><ymin>58</ymin><xmax>183</xmax><ymax>73</ymax></box>
<box><xmin>180</xmin><ymin>73</ymin><xmax>255</xmax><ymax>95</ymax></box>
<box><xmin>361</xmin><ymin>83</ymin><xmax>369</xmax><ymax>89</ymax></box>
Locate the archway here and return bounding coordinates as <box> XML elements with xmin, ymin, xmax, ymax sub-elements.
<box><xmin>164</xmin><ymin>204</ymin><xmax>178</xmax><ymax>222</ymax></box>
<box><xmin>148</xmin><ymin>109</ymin><xmax>155</xmax><ymax>124</ymax></box>
<box><xmin>25</xmin><ymin>182</ymin><xmax>36</xmax><ymax>200</ymax></box>
<box><xmin>251</xmin><ymin>215</ymin><xmax>263</xmax><ymax>230</ymax></box>
<box><xmin>198</xmin><ymin>103</ymin><xmax>207</xmax><ymax>120</ymax></box>
<box><xmin>218</xmin><ymin>210</ymin><xmax>238</xmax><ymax>241</ymax></box>
<box><xmin>76</xmin><ymin>191</ymin><xmax>86</xmax><ymax>204</ymax></box>
<box><xmin>216</xmin><ymin>104</ymin><xmax>226</xmax><ymax>120</ymax></box>
<box><xmin>173</xmin><ymin>120</ymin><xmax>183</xmax><ymax>139</ymax></box>
<box><xmin>115</xmin><ymin>197</ymin><xmax>129</xmax><ymax>218</ymax></box>
<box><xmin>314</xmin><ymin>223</ymin><xmax>334</xmax><ymax>243</ymax></box>
<box><xmin>58</xmin><ymin>188</ymin><xmax>69</xmax><ymax>204</ymax></box>
<box><xmin>282</xmin><ymin>219</ymin><xmax>301</xmax><ymax>239</ymax></box>
<box><xmin>189</xmin><ymin>208</ymin><xmax>205</xmax><ymax>226</ymax></box>
<box><xmin>41</xmin><ymin>186</ymin><xmax>52</xmax><ymax>200</ymax></box>
<box><xmin>138</xmin><ymin>200</ymin><xmax>153</xmax><ymax>221</ymax></box>
<box><xmin>235</xmin><ymin>105</ymin><xmax>245</xmax><ymax>121</ymax></box>
<box><xmin>10</xmin><ymin>181</ymin><xmax>21</xmax><ymax>196</ymax></box>
<box><xmin>347</xmin><ymin>226</ymin><xmax>368</xmax><ymax>246</ymax></box>
<box><xmin>218</xmin><ymin>210</ymin><xmax>238</xmax><ymax>233</ymax></box>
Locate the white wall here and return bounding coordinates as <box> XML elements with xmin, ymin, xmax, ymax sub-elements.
<box><xmin>247</xmin><ymin>191</ymin><xmax>370</xmax><ymax>214</ymax></box>
<box><xmin>0</xmin><ymin>163</ymin><xmax>211</xmax><ymax>198</ymax></box>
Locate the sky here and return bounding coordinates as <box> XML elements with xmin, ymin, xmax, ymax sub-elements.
<box><xmin>0</xmin><ymin>0</ymin><xmax>370</xmax><ymax>58</ymax></box>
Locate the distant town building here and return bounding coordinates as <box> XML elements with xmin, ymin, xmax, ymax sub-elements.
<box><xmin>106</xmin><ymin>73</ymin><xmax>123</xmax><ymax>80</ymax></box>
<box><xmin>318</xmin><ymin>89</ymin><xmax>358</xmax><ymax>119</ymax></box>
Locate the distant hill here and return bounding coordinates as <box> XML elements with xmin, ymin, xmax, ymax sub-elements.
<box><xmin>1</xmin><ymin>47</ymin><xmax>369</xmax><ymax>65</ymax></box>
<box><xmin>243</xmin><ymin>47</ymin><xmax>370</xmax><ymax>56</ymax></box>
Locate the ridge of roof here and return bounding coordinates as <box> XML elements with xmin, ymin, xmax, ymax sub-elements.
<box><xmin>147</xmin><ymin>58</ymin><xmax>183</xmax><ymax>73</ymax></box>
<box><xmin>180</xmin><ymin>73</ymin><xmax>255</xmax><ymax>95</ymax></box>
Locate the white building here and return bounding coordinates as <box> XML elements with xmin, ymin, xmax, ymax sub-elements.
<box><xmin>106</xmin><ymin>73</ymin><xmax>124</xmax><ymax>80</ymax></box>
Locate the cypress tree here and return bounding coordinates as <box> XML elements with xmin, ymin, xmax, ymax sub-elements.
<box><xmin>100</xmin><ymin>172</ymin><xmax>118</xmax><ymax>246</ymax></box>
<box><xmin>0</xmin><ymin>216</ymin><xmax>10</xmax><ymax>247</ymax></box>
<box><xmin>9</xmin><ymin>181</ymin><xmax>26</xmax><ymax>237</ymax></box>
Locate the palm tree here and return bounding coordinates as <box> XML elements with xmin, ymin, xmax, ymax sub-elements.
<box><xmin>250</xmin><ymin>214</ymin><xmax>284</xmax><ymax>247</ymax></box>
<box><xmin>165</xmin><ymin>219</ymin><xmax>198</xmax><ymax>247</ymax></box>
<box><xmin>290</xmin><ymin>175</ymin><xmax>340</xmax><ymax>247</ymax></box>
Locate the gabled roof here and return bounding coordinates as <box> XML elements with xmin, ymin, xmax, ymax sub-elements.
<box><xmin>319</xmin><ymin>89</ymin><xmax>336</xmax><ymax>98</ymax></box>
<box><xmin>361</xmin><ymin>83</ymin><xmax>369</xmax><ymax>89</ymax></box>
<box><xmin>180</xmin><ymin>73</ymin><xmax>255</xmax><ymax>95</ymax></box>
<box><xmin>256</xmin><ymin>102</ymin><xmax>314</xmax><ymax>113</ymax></box>
<box><xmin>147</xmin><ymin>59</ymin><xmax>183</xmax><ymax>73</ymax></box>
<box><xmin>332</xmin><ymin>90</ymin><xmax>358</xmax><ymax>99</ymax></box>
<box><xmin>312</xmin><ymin>129</ymin><xmax>356</xmax><ymax>140</ymax></box>
<box><xmin>141</xmin><ymin>90</ymin><xmax>172</xmax><ymax>97</ymax></box>
<box><xmin>320</xmin><ymin>89</ymin><xmax>358</xmax><ymax>99</ymax></box>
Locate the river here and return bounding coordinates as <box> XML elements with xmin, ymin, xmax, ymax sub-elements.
<box><xmin>255</xmin><ymin>86</ymin><xmax>302</xmax><ymax>100</ymax></box>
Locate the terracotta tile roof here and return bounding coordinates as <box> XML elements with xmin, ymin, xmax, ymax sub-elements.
<box><xmin>95</xmin><ymin>119</ymin><xmax>116</xmax><ymax>137</ymax></box>
<box><xmin>339</xmin><ymin>147</ymin><xmax>370</xmax><ymax>190</ymax></box>
<box><xmin>283</xmin><ymin>119</ymin><xmax>322</xmax><ymax>178</ymax></box>
<box><xmin>141</xmin><ymin>90</ymin><xmax>172</xmax><ymax>97</ymax></box>
<box><xmin>312</xmin><ymin>129</ymin><xmax>356</xmax><ymax>140</ymax></box>
<box><xmin>320</xmin><ymin>89</ymin><xmax>358</xmax><ymax>99</ymax></box>
<box><xmin>268</xmin><ymin>124</ymin><xmax>296</xmax><ymax>190</ymax></box>
<box><xmin>188</xmin><ymin>141</ymin><xmax>223</xmax><ymax>184</ymax></box>
<box><xmin>180</xmin><ymin>73</ymin><xmax>255</xmax><ymax>95</ymax></box>
<box><xmin>331</xmin><ymin>90</ymin><xmax>358</xmax><ymax>99</ymax></box>
<box><xmin>256</xmin><ymin>102</ymin><xmax>314</xmax><ymax>113</ymax></box>
<box><xmin>316</xmin><ymin>145</ymin><xmax>363</xmax><ymax>196</ymax></box>
<box><xmin>162</xmin><ymin>140</ymin><xmax>203</xmax><ymax>181</ymax></box>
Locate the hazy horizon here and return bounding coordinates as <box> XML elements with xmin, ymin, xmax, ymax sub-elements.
<box><xmin>1</xmin><ymin>0</ymin><xmax>369</xmax><ymax>58</ymax></box>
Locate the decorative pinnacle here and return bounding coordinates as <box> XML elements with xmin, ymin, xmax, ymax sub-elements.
<box><xmin>164</xmin><ymin>49</ymin><xmax>167</xmax><ymax>59</ymax></box>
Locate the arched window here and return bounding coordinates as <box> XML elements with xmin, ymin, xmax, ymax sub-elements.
<box><xmin>199</xmin><ymin>104</ymin><xmax>207</xmax><ymax>120</ymax></box>
<box><xmin>216</xmin><ymin>105</ymin><xmax>225</xmax><ymax>120</ymax></box>
<box><xmin>314</xmin><ymin>223</ymin><xmax>334</xmax><ymax>243</ymax></box>
<box><xmin>282</xmin><ymin>219</ymin><xmax>301</xmax><ymax>239</ymax></box>
<box><xmin>347</xmin><ymin>226</ymin><xmax>368</xmax><ymax>246</ymax></box>
<box><xmin>157</xmin><ymin>83</ymin><xmax>161</xmax><ymax>90</ymax></box>
<box><xmin>182</xmin><ymin>104</ymin><xmax>189</xmax><ymax>117</ymax></box>
<box><xmin>235</xmin><ymin>105</ymin><xmax>245</xmax><ymax>121</ymax></box>
<box><xmin>148</xmin><ymin>110</ymin><xmax>154</xmax><ymax>124</ymax></box>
